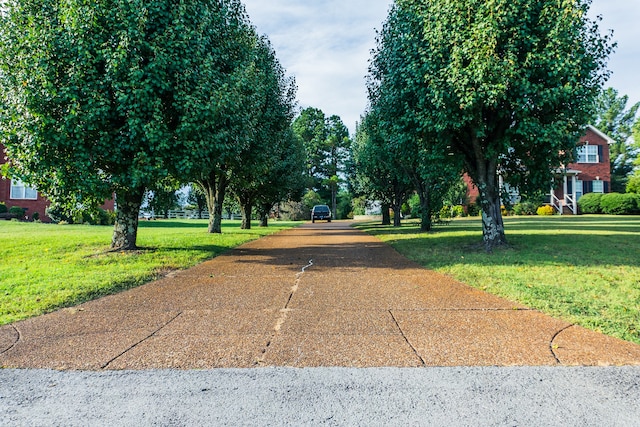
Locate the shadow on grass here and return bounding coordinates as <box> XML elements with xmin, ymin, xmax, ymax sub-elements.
<box><xmin>355</xmin><ymin>216</ymin><xmax>640</xmax><ymax>269</ymax></box>
<box><xmin>138</xmin><ymin>219</ymin><xmax>239</xmax><ymax>229</ymax></box>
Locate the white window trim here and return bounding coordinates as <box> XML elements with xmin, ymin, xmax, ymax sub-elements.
<box><xmin>592</xmin><ymin>179</ymin><xmax>604</xmax><ymax>193</ymax></box>
<box><xmin>577</xmin><ymin>144</ymin><xmax>599</xmax><ymax>164</ymax></box>
<box><xmin>10</xmin><ymin>179</ymin><xmax>38</xmax><ymax>200</ymax></box>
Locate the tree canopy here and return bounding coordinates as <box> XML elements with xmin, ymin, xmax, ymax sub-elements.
<box><xmin>227</xmin><ymin>36</ymin><xmax>302</xmax><ymax>230</ymax></box>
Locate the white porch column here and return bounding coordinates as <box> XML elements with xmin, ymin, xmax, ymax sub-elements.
<box><xmin>550</xmin><ymin>187</ymin><xmax>557</xmax><ymax>214</ymax></box>
<box><xmin>571</xmin><ymin>175</ymin><xmax>578</xmax><ymax>214</ymax></box>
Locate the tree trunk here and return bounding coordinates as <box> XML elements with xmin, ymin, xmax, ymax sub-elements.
<box><xmin>474</xmin><ymin>170</ymin><xmax>507</xmax><ymax>251</ymax></box>
<box><xmin>211</xmin><ymin>173</ymin><xmax>228</xmax><ymax>234</ymax></box>
<box><xmin>391</xmin><ymin>178</ymin><xmax>409</xmax><ymax>228</ymax></box>
<box><xmin>239</xmin><ymin>195</ymin><xmax>253</xmax><ymax>230</ymax></box>
<box><xmin>392</xmin><ymin>203</ymin><xmax>402</xmax><ymax>227</ymax></box>
<box><xmin>198</xmin><ymin>169</ymin><xmax>228</xmax><ymax>234</ymax></box>
<box><xmin>417</xmin><ymin>188</ymin><xmax>432</xmax><ymax>232</ymax></box>
<box><xmin>479</xmin><ymin>188</ymin><xmax>507</xmax><ymax>252</ymax></box>
<box><xmin>111</xmin><ymin>187</ymin><xmax>144</xmax><ymax>251</ymax></box>
<box><xmin>381</xmin><ymin>202</ymin><xmax>391</xmax><ymax>225</ymax></box>
<box><xmin>331</xmin><ymin>185</ymin><xmax>337</xmax><ymax>220</ymax></box>
<box><xmin>258</xmin><ymin>203</ymin><xmax>271</xmax><ymax>227</ymax></box>
<box><xmin>412</xmin><ymin>179</ymin><xmax>432</xmax><ymax>232</ymax></box>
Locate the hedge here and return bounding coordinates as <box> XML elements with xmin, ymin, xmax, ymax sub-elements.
<box><xmin>577</xmin><ymin>193</ymin><xmax>603</xmax><ymax>214</ymax></box>
<box><xmin>600</xmin><ymin>193</ymin><xmax>638</xmax><ymax>215</ymax></box>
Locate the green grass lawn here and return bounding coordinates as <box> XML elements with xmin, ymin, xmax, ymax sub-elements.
<box><xmin>356</xmin><ymin>215</ymin><xmax>640</xmax><ymax>345</ymax></box>
<box><xmin>0</xmin><ymin>219</ymin><xmax>299</xmax><ymax>325</ymax></box>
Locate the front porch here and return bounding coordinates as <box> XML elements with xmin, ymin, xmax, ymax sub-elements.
<box><xmin>549</xmin><ymin>169</ymin><xmax>581</xmax><ymax>215</ymax></box>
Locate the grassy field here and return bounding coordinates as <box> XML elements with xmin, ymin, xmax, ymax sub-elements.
<box><xmin>356</xmin><ymin>215</ymin><xmax>640</xmax><ymax>345</ymax></box>
<box><xmin>0</xmin><ymin>219</ymin><xmax>298</xmax><ymax>325</ymax></box>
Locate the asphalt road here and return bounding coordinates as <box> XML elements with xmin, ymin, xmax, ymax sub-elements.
<box><xmin>2</xmin><ymin>367</ymin><xmax>640</xmax><ymax>426</ymax></box>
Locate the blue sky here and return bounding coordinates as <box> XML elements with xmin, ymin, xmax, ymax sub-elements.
<box><xmin>243</xmin><ymin>0</ymin><xmax>640</xmax><ymax>136</ymax></box>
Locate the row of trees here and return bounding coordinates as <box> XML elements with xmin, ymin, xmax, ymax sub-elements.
<box><xmin>354</xmin><ymin>0</ymin><xmax>613</xmax><ymax>251</ymax></box>
<box><xmin>0</xmin><ymin>0</ymin><xmax>305</xmax><ymax>249</ymax></box>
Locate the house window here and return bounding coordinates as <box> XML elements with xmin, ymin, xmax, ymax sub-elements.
<box><xmin>592</xmin><ymin>180</ymin><xmax>604</xmax><ymax>193</ymax></box>
<box><xmin>577</xmin><ymin>145</ymin><xmax>599</xmax><ymax>163</ymax></box>
<box><xmin>10</xmin><ymin>179</ymin><xmax>38</xmax><ymax>200</ymax></box>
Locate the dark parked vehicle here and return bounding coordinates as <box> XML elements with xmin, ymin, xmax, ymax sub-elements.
<box><xmin>311</xmin><ymin>205</ymin><xmax>332</xmax><ymax>223</ymax></box>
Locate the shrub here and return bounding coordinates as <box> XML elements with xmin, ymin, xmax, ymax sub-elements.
<box><xmin>100</xmin><ymin>209</ymin><xmax>117</xmax><ymax>226</ymax></box>
<box><xmin>439</xmin><ymin>205</ymin><xmax>452</xmax><ymax>219</ymax></box>
<box><xmin>600</xmin><ymin>193</ymin><xmax>637</xmax><ymax>215</ymax></box>
<box><xmin>536</xmin><ymin>205</ymin><xmax>555</xmax><ymax>216</ymax></box>
<box><xmin>46</xmin><ymin>203</ymin><xmax>74</xmax><ymax>223</ymax></box>
<box><xmin>513</xmin><ymin>201</ymin><xmax>537</xmax><ymax>216</ymax></box>
<box><xmin>466</xmin><ymin>203</ymin><xmax>481</xmax><ymax>217</ymax></box>
<box><xmin>32</xmin><ymin>212</ymin><xmax>40</xmax><ymax>222</ymax></box>
<box><xmin>0</xmin><ymin>202</ymin><xmax>7</xmax><ymax>214</ymax></box>
<box><xmin>439</xmin><ymin>205</ymin><xmax>466</xmax><ymax>219</ymax></box>
<box><xmin>577</xmin><ymin>193</ymin><xmax>603</xmax><ymax>214</ymax></box>
<box><xmin>9</xmin><ymin>206</ymin><xmax>26</xmax><ymax>218</ymax></box>
<box><xmin>632</xmin><ymin>194</ymin><xmax>640</xmax><ymax>214</ymax></box>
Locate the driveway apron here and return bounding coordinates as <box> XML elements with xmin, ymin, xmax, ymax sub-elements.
<box><xmin>1</xmin><ymin>222</ymin><xmax>639</xmax><ymax>370</ymax></box>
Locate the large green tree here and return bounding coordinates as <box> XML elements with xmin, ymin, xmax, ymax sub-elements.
<box><xmin>228</xmin><ymin>36</ymin><xmax>300</xmax><ymax>230</ymax></box>
<box><xmin>397</xmin><ymin>0</ymin><xmax>613</xmax><ymax>250</ymax></box>
<box><xmin>353</xmin><ymin>112</ymin><xmax>414</xmax><ymax>227</ymax></box>
<box><xmin>367</xmin><ymin>3</ymin><xmax>461</xmax><ymax>231</ymax></box>
<box><xmin>181</xmin><ymin>2</ymin><xmax>260</xmax><ymax>234</ymax></box>
<box><xmin>0</xmin><ymin>0</ymin><xmax>255</xmax><ymax>248</ymax></box>
<box><xmin>593</xmin><ymin>87</ymin><xmax>640</xmax><ymax>192</ymax></box>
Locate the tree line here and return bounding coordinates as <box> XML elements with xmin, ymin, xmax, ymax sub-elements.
<box><xmin>3</xmin><ymin>0</ymin><xmax>640</xmax><ymax>254</ymax></box>
<box><xmin>0</xmin><ymin>0</ymin><xmax>306</xmax><ymax>250</ymax></box>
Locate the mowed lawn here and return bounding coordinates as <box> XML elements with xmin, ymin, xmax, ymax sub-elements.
<box><xmin>1</xmin><ymin>219</ymin><xmax>299</xmax><ymax>325</ymax></box>
<box><xmin>356</xmin><ymin>216</ymin><xmax>640</xmax><ymax>345</ymax></box>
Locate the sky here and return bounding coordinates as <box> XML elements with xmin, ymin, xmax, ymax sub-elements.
<box><xmin>243</xmin><ymin>0</ymin><xmax>640</xmax><ymax>136</ymax></box>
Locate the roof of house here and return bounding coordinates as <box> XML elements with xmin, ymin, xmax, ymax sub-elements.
<box><xmin>586</xmin><ymin>125</ymin><xmax>615</xmax><ymax>145</ymax></box>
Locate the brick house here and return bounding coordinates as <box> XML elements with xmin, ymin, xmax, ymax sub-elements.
<box><xmin>549</xmin><ymin>125</ymin><xmax>613</xmax><ymax>214</ymax></box>
<box><xmin>1</xmin><ymin>144</ymin><xmax>115</xmax><ymax>221</ymax></box>
<box><xmin>464</xmin><ymin>125</ymin><xmax>614</xmax><ymax>214</ymax></box>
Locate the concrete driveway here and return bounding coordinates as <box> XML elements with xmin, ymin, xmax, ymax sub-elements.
<box><xmin>2</xmin><ymin>221</ymin><xmax>639</xmax><ymax>370</ymax></box>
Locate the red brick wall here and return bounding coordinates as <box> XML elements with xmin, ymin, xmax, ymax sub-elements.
<box><xmin>463</xmin><ymin>173</ymin><xmax>479</xmax><ymax>203</ymax></box>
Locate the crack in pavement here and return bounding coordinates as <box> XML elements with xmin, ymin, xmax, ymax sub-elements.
<box><xmin>389</xmin><ymin>310</ymin><xmax>426</xmax><ymax>367</ymax></box>
<box><xmin>100</xmin><ymin>311</ymin><xmax>184</xmax><ymax>369</ymax></box>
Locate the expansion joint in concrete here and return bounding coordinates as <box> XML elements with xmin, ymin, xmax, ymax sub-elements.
<box><xmin>255</xmin><ymin>259</ymin><xmax>313</xmax><ymax>366</ymax></box>
<box><xmin>0</xmin><ymin>325</ymin><xmax>20</xmax><ymax>355</ymax></box>
<box><xmin>549</xmin><ymin>323</ymin><xmax>575</xmax><ymax>365</ymax></box>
